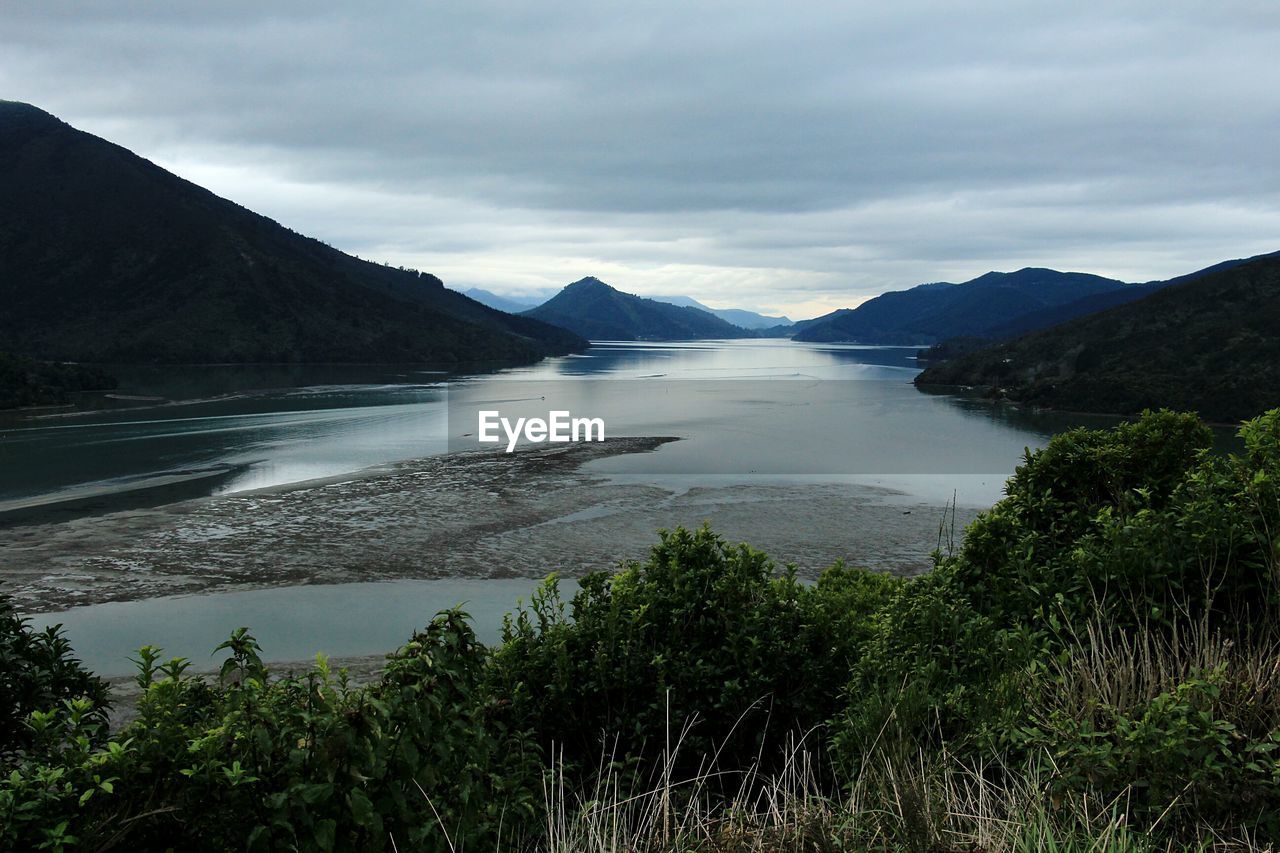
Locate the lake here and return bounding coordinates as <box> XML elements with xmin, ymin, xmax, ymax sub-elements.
<box><xmin>3</xmin><ymin>339</ymin><xmax>1182</xmax><ymax>674</ymax></box>
<box><xmin>0</xmin><ymin>339</ymin><xmax>1098</xmax><ymax>516</ymax></box>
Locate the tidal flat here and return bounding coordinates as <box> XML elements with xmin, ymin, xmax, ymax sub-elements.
<box><xmin>1</xmin><ymin>436</ymin><xmax>977</xmax><ymax>615</ymax></box>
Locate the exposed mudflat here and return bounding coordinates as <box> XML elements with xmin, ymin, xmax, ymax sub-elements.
<box><xmin>2</xmin><ymin>436</ymin><xmax>979</xmax><ymax>614</ymax></box>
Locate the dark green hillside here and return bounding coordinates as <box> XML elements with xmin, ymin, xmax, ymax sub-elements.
<box><xmin>524</xmin><ymin>277</ymin><xmax>752</xmax><ymax>340</ymax></box>
<box><xmin>916</xmin><ymin>252</ymin><xmax>1280</xmax><ymax>422</ymax></box>
<box><xmin>969</xmin><ymin>252</ymin><xmax>1278</xmax><ymax>341</ymax></box>
<box><xmin>0</xmin><ymin>102</ymin><xmax>585</xmax><ymax>363</ymax></box>
<box><xmin>0</xmin><ymin>351</ymin><xmax>116</xmax><ymax>409</ymax></box>
<box><xmin>794</xmin><ymin>269</ymin><xmax>1132</xmax><ymax>344</ymax></box>
<box><xmin>790</xmin><ymin>307</ymin><xmax>852</xmax><ymax>334</ymax></box>
<box><xmin>981</xmin><ymin>280</ymin><xmax>1166</xmax><ymax>338</ymax></box>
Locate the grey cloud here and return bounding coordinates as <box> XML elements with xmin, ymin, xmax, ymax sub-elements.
<box><xmin>2</xmin><ymin>0</ymin><xmax>1279</xmax><ymax>314</ymax></box>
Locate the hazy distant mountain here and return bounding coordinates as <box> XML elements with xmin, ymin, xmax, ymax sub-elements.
<box><xmin>0</xmin><ymin>101</ymin><xmax>585</xmax><ymax>363</ymax></box>
<box><xmin>460</xmin><ymin>288</ymin><xmax>544</xmax><ymax>314</ymax></box>
<box><xmin>523</xmin><ymin>278</ymin><xmax>753</xmax><ymax>341</ymax></box>
<box><xmin>655</xmin><ymin>296</ymin><xmax>791</xmax><ymax>330</ymax></box>
<box><xmin>915</xmin><ymin>252</ymin><xmax>1280</xmax><ymax>422</ymax></box>
<box><xmin>793</xmin><ymin>269</ymin><xmax>1134</xmax><ymax>345</ymax></box>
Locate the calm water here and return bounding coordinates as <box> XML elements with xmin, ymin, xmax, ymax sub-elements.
<box><xmin>30</xmin><ymin>579</ymin><xmax>575</xmax><ymax>677</ymax></box>
<box><xmin>0</xmin><ymin>340</ymin><xmax>1103</xmax><ymax>515</ymax></box>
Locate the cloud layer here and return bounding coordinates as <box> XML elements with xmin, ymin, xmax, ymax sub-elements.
<box><xmin>4</xmin><ymin>1</ymin><xmax>1278</xmax><ymax>317</ymax></box>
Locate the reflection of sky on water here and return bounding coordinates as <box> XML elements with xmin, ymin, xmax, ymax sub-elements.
<box><xmin>28</xmin><ymin>578</ymin><xmax>575</xmax><ymax>676</ymax></box>
<box><xmin>2</xmin><ymin>339</ymin><xmax>1210</xmax><ymax>512</ymax></box>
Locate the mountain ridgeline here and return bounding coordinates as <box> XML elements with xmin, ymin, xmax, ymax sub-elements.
<box><xmin>915</xmin><ymin>252</ymin><xmax>1280</xmax><ymax>423</ymax></box>
<box><xmin>793</xmin><ymin>268</ymin><xmax>1145</xmax><ymax>345</ymax></box>
<box><xmin>523</xmin><ymin>277</ymin><xmax>754</xmax><ymax>341</ymax></box>
<box><xmin>0</xmin><ymin>101</ymin><xmax>585</xmax><ymax>364</ymax></box>
<box><xmin>653</xmin><ymin>295</ymin><xmax>791</xmax><ymax>330</ymax></box>
<box><xmin>460</xmin><ymin>288</ymin><xmax>544</xmax><ymax>314</ymax></box>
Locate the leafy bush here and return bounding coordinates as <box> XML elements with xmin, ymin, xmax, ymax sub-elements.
<box><xmin>828</xmin><ymin>408</ymin><xmax>1280</xmax><ymax>840</ymax></box>
<box><xmin>1026</xmin><ymin>672</ymin><xmax>1280</xmax><ymax>836</ymax></box>
<box><xmin>2</xmin><ymin>612</ymin><xmax>541</xmax><ymax>852</ymax></box>
<box><xmin>489</xmin><ymin>526</ymin><xmax>898</xmax><ymax>781</ymax></box>
<box><xmin>946</xmin><ymin>410</ymin><xmax>1216</xmax><ymax>630</ymax></box>
<box><xmin>829</xmin><ymin>571</ymin><xmax>1041</xmax><ymax>766</ymax></box>
<box><xmin>0</xmin><ymin>593</ymin><xmax>109</xmax><ymax>760</ymax></box>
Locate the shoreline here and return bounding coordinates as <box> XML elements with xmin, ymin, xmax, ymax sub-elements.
<box><xmin>0</xmin><ymin>463</ymin><xmax>252</xmax><ymax>526</ymax></box>
<box><xmin>1</xmin><ymin>436</ymin><xmax>676</xmax><ymax>613</ymax></box>
<box><xmin>912</xmin><ymin>381</ymin><xmax>1250</xmax><ymax>429</ymax></box>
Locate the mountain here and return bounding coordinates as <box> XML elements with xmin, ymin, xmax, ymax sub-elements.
<box><xmin>792</xmin><ymin>269</ymin><xmax>1135</xmax><ymax>344</ymax></box>
<box><xmin>460</xmin><ymin>288</ymin><xmax>544</xmax><ymax>314</ymax></box>
<box><xmin>0</xmin><ymin>101</ymin><xmax>585</xmax><ymax>363</ymax></box>
<box><xmin>789</xmin><ymin>309</ymin><xmax>852</xmax><ymax>333</ymax></box>
<box><xmin>972</xmin><ymin>254</ymin><xmax>1279</xmax><ymax>341</ymax></box>
<box><xmin>523</xmin><ymin>278</ymin><xmax>753</xmax><ymax>341</ymax></box>
<box><xmin>654</xmin><ymin>296</ymin><xmax>792</xmax><ymax>330</ymax></box>
<box><xmin>914</xmin><ymin>252</ymin><xmax>1280</xmax><ymax>422</ymax></box>
<box><xmin>977</xmin><ymin>282</ymin><xmax>1166</xmax><ymax>339</ymax></box>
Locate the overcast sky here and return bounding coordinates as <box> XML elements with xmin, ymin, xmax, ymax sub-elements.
<box><xmin>3</xmin><ymin>1</ymin><xmax>1279</xmax><ymax>318</ymax></box>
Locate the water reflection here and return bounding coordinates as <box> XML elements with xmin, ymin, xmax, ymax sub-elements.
<box><xmin>1</xmin><ymin>340</ymin><xmax>1232</xmax><ymax>517</ymax></box>
<box><xmin>27</xmin><ymin>578</ymin><xmax>579</xmax><ymax>676</ymax></box>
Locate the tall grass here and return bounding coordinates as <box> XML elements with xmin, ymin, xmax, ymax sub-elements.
<box><xmin>530</xmin><ymin>640</ymin><xmax>1280</xmax><ymax>853</ymax></box>
<box><xmin>1048</xmin><ymin>613</ymin><xmax>1280</xmax><ymax>738</ymax></box>
<box><xmin>536</xmin><ymin>737</ymin><xmax>1156</xmax><ymax>851</ymax></box>
<box><xmin>534</xmin><ymin>732</ymin><xmax>1268</xmax><ymax>852</ymax></box>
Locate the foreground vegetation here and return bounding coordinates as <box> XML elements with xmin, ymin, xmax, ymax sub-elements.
<box><xmin>3</xmin><ymin>408</ymin><xmax>1280</xmax><ymax>850</ymax></box>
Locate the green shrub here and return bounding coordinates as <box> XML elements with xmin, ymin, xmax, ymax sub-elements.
<box><xmin>829</xmin><ymin>571</ymin><xmax>1043</xmax><ymax>768</ymax></box>
<box><xmin>1058</xmin><ymin>409</ymin><xmax>1280</xmax><ymax>634</ymax></box>
<box><xmin>0</xmin><ymin>593</ymin><xmax>110</xmax><ymax>761</ymax></box>
<box><xmin>1026</xmin><ymin>672</ymin><xmax>1280</xmax><ymax>837</ymax></box>
<box><xmin>489</xmin><ymin>526</ymin><xmax>897</xmax><ymax>781</ymax></box>
<box><xmin>2</xmin><ymin>612</ymin><xmax>541</xmax><ymax>852</ymax></box>
<box><xmin>947</xmin><ymin>410</ymin><xmax>1215</xmax><ymax>630</ymax></box>
<box><xmin>830</xmin><ymin>408</ymin><xmax>1280</xmax><ymax>837</ymax></box>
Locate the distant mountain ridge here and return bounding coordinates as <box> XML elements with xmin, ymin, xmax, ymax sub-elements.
<box><xmin>653</xmin><ymin>296</ymin><xmax>791</xmax><ymax>330</ymax></box>
<box><xmin>790</xmin><ymin>309</ymin><xmax>853</xmax><ymax>334</ymax></box>
<box><xmin>523</xmin><ymin>278</ymin><xmax>753</xmax><ymax>341</ymax></box>
<box><xmin>793</xmin><ymin>269</ymin><xmax>1136</xmax><ymax>345</ymax></box>
<box><xmin>0</xmin><ymin>101</ymin><xmax>585</xmax><ymax>363</ymax></box>
<box><xmin>460</xmin><ymin>288</ymin><xmax>544</xmax><ymax>314</ymax></box>
<box><xmin>914</xmin><ymin>252</ymin><xmax>1280</xmax><ymax>423</ymax></box>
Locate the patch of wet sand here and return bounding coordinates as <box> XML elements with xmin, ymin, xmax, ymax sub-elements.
<box><xmin>2</xmin><ymin>436</ymin><xmax>979</xmax><ymax>614</ymax></box>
